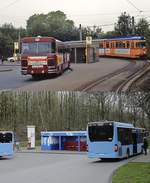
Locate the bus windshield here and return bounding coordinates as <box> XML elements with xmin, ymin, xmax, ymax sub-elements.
<box><xmin>22</xmin><ymin>42</ymin><xmax>56</xmax><ymax>54</ymax></box>
<box><xmin>0</xmin><ymin>132</ymin><xmax>13</xmax><ymax>143</ymax></box>
<box><xmin>88</xmin><ymin>123</ymin><xmax>113</xmax><ymax>142</ymax></box>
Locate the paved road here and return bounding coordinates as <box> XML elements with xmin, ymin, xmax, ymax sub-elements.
<box><xmin>0</xmin><ymin>64</ymin><xmax>34</xmax><ymax>90</ymax></box>
<box><xmin>0</xmin><ymin>59</ymin><xmax>130</xmax><ymax>91</ymax></box>
<box><xmin>0</xmin><ymin>153</ymin><xmax>128</xmax><ymax>183</ymax></box>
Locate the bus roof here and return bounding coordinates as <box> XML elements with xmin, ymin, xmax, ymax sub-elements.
<box><xmin>0</xmin><ymin>131</ymin><xmax>13</xmax><ymax>133</ymax></box>
<box><xmin>21</xmin><ymin>36</ymin><xmax>61</xmax><ymax>43</ymax></box>
<box><xmin>88</xmin><ymin>121</ymin><xmax>134</xmax><ymax>128</ymax></box>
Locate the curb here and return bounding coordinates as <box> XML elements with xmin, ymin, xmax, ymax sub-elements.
<box><xmin>0</xmin><ymin>69</ymin><xmax>13</xmax><ymax>72</ymax></box>
<box><xmin>109</xmin><ymin>155</ymin><xmax>141</xmax><ymax>183</ymax></box>
<box><xmin>17</xmin><ymin>150</ymin><xmax>87</xmax><ymax>155</ymax></box>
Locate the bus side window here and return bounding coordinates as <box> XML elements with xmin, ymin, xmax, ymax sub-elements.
<box><xmin>52</xmin><ymin>42</ymin><xmax>56</xmax><ymax>53</ymax></box>
<box><xmin>118</xmin><ymin>128</ymin><xmax>132</xmax><ymax>145</ymax></box>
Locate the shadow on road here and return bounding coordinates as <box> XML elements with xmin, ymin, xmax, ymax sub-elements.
<box><xmin>91</xmin><ymin>158</ymin><xmax>126</xmax><ymax>164</ymax></box>
<box><xmin>26</xmin><ymin>68</ymin><xmax>73</xmax><ymax>82</ymax></box>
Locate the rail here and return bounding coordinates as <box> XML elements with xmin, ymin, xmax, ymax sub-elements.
<box><xmin>114</xmin><ymin>62</ymin><xmax>150</xmax><ymax>92</ymax></box>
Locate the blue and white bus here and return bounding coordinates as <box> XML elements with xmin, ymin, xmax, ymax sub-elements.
<box><xmin>0</xmin><ymin>131</ymin><xmax>14</xmax><ymax>157</ymax></box>
<box><xmin>87</xmin><ymin>121</ymin><xmax>144</xmax><ymax>159</ymax></box>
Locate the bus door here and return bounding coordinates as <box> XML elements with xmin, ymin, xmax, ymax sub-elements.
<box><xmin>132</xmin><ymin>130</ymin><xmax>137</xmax><ymax>154</ymax></box>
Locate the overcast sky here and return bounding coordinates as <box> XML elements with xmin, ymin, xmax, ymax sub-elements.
<box><xmin>0</xmin><ymin>0</ymin><xmax>150</xmax><ymax>32</ymax></box>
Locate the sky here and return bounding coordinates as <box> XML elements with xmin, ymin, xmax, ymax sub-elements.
<box><xmin>0</xmin><ymin>0</ymin><xmax>150</xmax><ymax>32</ymax></box>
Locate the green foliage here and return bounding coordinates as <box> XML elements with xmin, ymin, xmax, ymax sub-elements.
<box><xmin>26</xmin><ymin>11</ymin><xmax>78</xmax><ymax>41</ymax></box>
<box><xmin>112</xmin><ymin>163</ymin><xmax>150</xmax><ymax>183</ymax></box>
<box><xmin>0</xmin><ymin>23</ymin><xmax>26</xmax><ymax>58</ymax></box>
<box><xmin>115</xmin><ymin>12</ymin><xmax>133</xmax><ymax>36</ymax></box>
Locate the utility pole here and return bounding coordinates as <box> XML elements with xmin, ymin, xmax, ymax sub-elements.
<box><xmin>79</xmin><ymin>24</ymin><xmax>82</xmax><ymax>41</ymax></box>
<box><xmin>132</xmin><ymin>16</ymin><xmax>135</xmax><ymax>35</ymax></box>
<box><xmin>18</xmin><ymin>28</ymin><xmax>21</xmax><ymax>54</ymax></box>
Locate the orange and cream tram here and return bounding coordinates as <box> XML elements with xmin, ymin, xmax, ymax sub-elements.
<box><xmin>99</xmin><ymin>36</ymin><xmax>147</xmax><ymax>59</ymax></box>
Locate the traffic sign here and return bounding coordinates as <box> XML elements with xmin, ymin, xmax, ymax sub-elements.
<box><xmin>86</xmin><ymin>36</ymin><xmax>92</xmax><ymax>45</ymax></box>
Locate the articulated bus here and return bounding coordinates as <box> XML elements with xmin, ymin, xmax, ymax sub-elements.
<box><xmin>87</xmin><ymin>121</ymin><xmax>145</xmax><ymax>159</ymax></box>
<box><xmin>0</xmin><ymin>131</ymin><xmax>14</xmax><ymax>157</ymax></box>
<box><xmin>21</xmin><ymin>36</ymin><xmax>70</xmax><ymax>77</ymax></box>
<box><xmin>99</xmin><ymin>36</ymin><xmax>147</xmax><ymax>59</ymax></box>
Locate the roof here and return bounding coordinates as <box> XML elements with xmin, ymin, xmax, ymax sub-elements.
<box><xmin>88</xmin><ymin>121</ymin><xmax>134</xmax><ymax>128</ymax></box>
<box><xmin>41</xmin><ymin>131</ymin><xmax>87</xmax><ymax>137</ymax></box>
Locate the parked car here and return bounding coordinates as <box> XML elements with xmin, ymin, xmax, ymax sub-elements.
<box><xmin>7</xmin><ymin>57</ymin><xmax>15</xmax><ymax>62</ymax></box>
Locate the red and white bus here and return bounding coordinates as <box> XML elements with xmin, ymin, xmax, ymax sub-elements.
<box><xmin>21</xmin><ymin>36</ymin><xmax>70</xmax><ymax>77</ymax></box>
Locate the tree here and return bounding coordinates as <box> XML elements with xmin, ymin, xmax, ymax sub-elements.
<box><xmin>115</xmin><ymin>12</ymin><xmax>133</xmax><ymax>36</ymax></box>
<box><xmin>136</xmin><ymin>18</ymin><xmax>150</xmax><ymax>36</ymax></box>
<box><xmin>0</xmin><ymin>23</ymin><xmax>26</xmax><ymax>58</ymax></box>
<box><xmin>26</xmin><ymin>11</ymin><xmax>78</xmax><ymax>41</ymax></box>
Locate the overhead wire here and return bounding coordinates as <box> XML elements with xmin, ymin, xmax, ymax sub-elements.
<box><xmin>125</xmin><ymin>0</ymin><xmax>143</xmax><ymax>13</ymax></box>
<box><xmin>0</xmin><ymin>0</ymin><xmax>22</xmax><ymax>11</ymax></box>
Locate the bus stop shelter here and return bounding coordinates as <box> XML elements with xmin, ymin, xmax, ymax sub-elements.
<box><xmin>41</xmin><ymin>131</ymin><xmax>87</xmax><ymax>152</ymax></box>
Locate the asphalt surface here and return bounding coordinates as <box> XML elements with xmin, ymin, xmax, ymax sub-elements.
<box><xmin>16</xmin><ymin>58</ymin><xmax>130</xmax><ymax>91</ymax></box>
<box><xmin>0</xmin><ymin>64</ymin><xmax>34</xmax><ymax>90</ymax></box>
<box><xmin>0</xmin><ymin>152</ymin><xmax>128</xmax><ymax>183</ymax></box>
<box><xmin>0</xmin><ymin>59</ymin><xmax>130</xmax><ymax>91</ymax></box>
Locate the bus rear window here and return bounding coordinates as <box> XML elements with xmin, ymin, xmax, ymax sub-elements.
<box><xmin>88</xmin><ymin>123</ymin><xmax>113</xmax><ymax>142</ymax></box>
<box><xmin>0</xmin><ymin>133</ymin><xmax>13</xmax><ymax>143</ymax></box>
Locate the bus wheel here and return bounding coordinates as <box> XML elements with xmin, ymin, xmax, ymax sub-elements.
<box><xmin>32</xmin><ymin>75</ymin><xmax>39</xmax><ymax>79</ymax></box>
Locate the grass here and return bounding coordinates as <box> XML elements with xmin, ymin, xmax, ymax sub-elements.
<box><xmin>112</xmin><ymin>162</ymin><xmax>150</xmax><ymax>183</ymax></box>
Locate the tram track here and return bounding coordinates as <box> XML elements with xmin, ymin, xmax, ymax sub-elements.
<box><xmin>78</xmin><ymin>61</ymin><xmax>148</xmax><ymax>92</ymax></box>
<box><xmin>114</xmin><ymin>62</ymin><xmax>150</xmax><ymax>92</ymax></box>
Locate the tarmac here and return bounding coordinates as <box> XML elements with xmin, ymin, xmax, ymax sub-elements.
<box><xmin>18</xmin><ymin>146</ymin><xmax>150</xmax><ymax>162</ymax></box>
<box><xmin>0</xmin><ymin>64</ymin><xmax>13</xmax><ymax>72</ymax></box>
<box><xmin>0</xmin><ymin>62</ymin><xmax>20</xmax><ymax>72</ymax></box>
<box><xmin>17</xmin><ymin>146</ymin><xmax>87</xmax><ymax>155</ymax></box>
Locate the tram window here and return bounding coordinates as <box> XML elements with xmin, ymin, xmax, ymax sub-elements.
<box><xmin>123</xmin><ymin>42</ymin><xmax>126</xmax><ymax>48</ymax></box>
<box><xmin>127</xmin><ymin>41</ymin><xmax>130</xmax><ymax>48</ymax></box>
<box><xmin>119</xmin><ymin>42</ymin><xmax>122</xmax><ymax>48</ymax></box>
<box><xmin>106</xmin><ymin>42</ymin><xmax>109</xmax><ymax>48</ymax></box>
<box><xmin>131</xmin><ymin>42</ymin><xmax>134</xmax><ymax>49</ymax></box>
<box><xmin>100</xmin><ymin>42</ymin><xmax>103</xmax><ymax>48</ymax></box>
<box><xmin>113</xmin><ymin>42</ymin><xmax>115</xmax><ymax>48</ymax></box>
<box><xmin>136</xmin><ymin>42</ymin><xmax>146</xmax><ymax>48</ymax></box>
<box><xmin>116</xmin><ymin>42</ymin><xmax>119</xmax><ymax>48</ymax></box>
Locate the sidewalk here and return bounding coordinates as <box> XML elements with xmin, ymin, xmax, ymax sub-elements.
<box><xmin>131</xmin><ymin>151</ymin><xmax>150</xmax><ymax>163</ymax></box>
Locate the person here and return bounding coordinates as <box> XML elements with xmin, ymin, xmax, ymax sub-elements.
<box><xmin>143</xmin><ymin>137</ymin><xmax>148</xmax><ymax>155</ymax></box>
